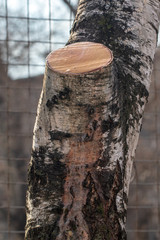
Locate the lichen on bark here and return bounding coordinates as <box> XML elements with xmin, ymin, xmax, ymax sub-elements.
<box><xmin>25</xmin><ymin>0</ymin><xmax>160</xmax><ymax>239</ymax></box>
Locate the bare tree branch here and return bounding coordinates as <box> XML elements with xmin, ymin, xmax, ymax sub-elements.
<box><xmin>63</xmin><ymin>0</ymin><xmax>77</xmax><ymax>15</ymax></box>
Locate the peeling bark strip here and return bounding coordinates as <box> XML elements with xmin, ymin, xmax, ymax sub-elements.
<box><xmin>25</xmin><ymin>1</ymin><xmax>160</xmax><ymax>239</ymax></box>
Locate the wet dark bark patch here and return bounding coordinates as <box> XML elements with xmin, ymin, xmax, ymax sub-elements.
<box><xmin>26</xmin><ymin>146</ymin><xmax>67</xmax><ymax>239</ymax></box>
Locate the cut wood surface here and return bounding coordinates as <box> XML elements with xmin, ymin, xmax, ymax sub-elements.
<box><xmin>25</xmin><ymin>0</ymin><xmax>160</xmax><ymax>238</ymax></box>
<box><xmin>25</xmin><ymin>42</ymin><xmax>115</xmax><ymax>240</ymax></box>
<box><xmin>47</xmin><ymin>42</ymin><xmax>113</xmax><ymax>74</ymax></box>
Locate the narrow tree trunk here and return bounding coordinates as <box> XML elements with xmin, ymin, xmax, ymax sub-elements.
<box><xmin>25</xmin><ymin>1</ymin><xmax>160</xmax><ymax>239</ymax></box>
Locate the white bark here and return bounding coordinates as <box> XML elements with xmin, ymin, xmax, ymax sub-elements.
<box><xmin>25</xmin><ymin>1</ymin><xmax>160</xmax><ymax>239</ymax></box>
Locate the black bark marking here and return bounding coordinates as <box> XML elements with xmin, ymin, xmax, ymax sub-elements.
<box><xmin>117</xmin><ymin>70</ymin><xmax>149</xmax><ymax>165</ymax></box>
<box><xmin>26</xmin><ymin>223</ymin><xmax>59</xmax><ymax>240</ymax></box>
<box><xmin>49</xmin><ymin>130</ymin><xmax>72</xmax><ymax>141</ymax></box>
<box><xmin>86</xmin><ymin>105</ymin><xmax>95</xmax><ymax>116</ymax></box>
<box><xmin>69</xmin><ymin>220</ymin><xmax>77</xmax><ymax>231</ymax></box>
<box><xmin>83</xmin><ymin>133</ymin><xmax>92</xmax><ymax>142</ymax></box>
<box><xmin>101</xmin><ymin>116</ymin><xmax>119</xmax><ymax>133</ymax></box>
<box><xmin>47</xmin><ymin>148</ymin><xmax>64</xmax><ymax>162</ymax></box>
<box><xmin>63</xmin><ymin>207</ymin><xmax>70</xmax><ymax>222</ymax></box>
<box><xmin>70</xmin><ymin>186</ymin><xmax>75</xmax><ymax>198</ymax></box>
<box><xmin>92</xmin><ymin>120</ymin><xmax>98</xmax><ymax>131</ymax></box>
<box><xmin>29</xmin><ymin>148</ymin><xmax>66</xmax><ymax>196</ymax></box>
<box><xmin>111</xmin><ymin>103</ymin><xmax>119</xmax><ymax>115</ymax></box>
<box><xmin>59</xmin><ymin>87</ymin><xmax>71</xmax><ymax>100</ymax></box>
<box><xmin>46</xmin><ymin>87</ymin><xmax>72</xmax><ymax>111</ymax></box>
<box><xmin>46</xmin><ymin>95</ymin><xmax>58</xmax><ymax>111</ymax></box>
<box><xmin>27</xmin><ymin>147</ymin><xmax>67</xmax><ymax>239</ymax></box>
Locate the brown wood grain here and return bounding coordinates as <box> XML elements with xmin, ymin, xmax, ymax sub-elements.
<box><xmin>47</xmin><ymin>42</ymin><xmax>113</xmax><ymax>75</ymax></box>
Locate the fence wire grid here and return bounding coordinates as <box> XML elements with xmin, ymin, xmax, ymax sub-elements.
<box><xmin>0</xmin><ymin>0</ymin><xmax>160</xmax><ymax>239</ymax></box>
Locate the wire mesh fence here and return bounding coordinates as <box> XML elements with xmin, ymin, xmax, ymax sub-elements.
<box><xmin>126</xmin><ymin>51</ymin><xmax>160</xmax><ymax>239</ymax></box>
<box><xmin>0</xmin><ymin>0</ymin><xmax>159</xmax><ymax>239</ymax></box>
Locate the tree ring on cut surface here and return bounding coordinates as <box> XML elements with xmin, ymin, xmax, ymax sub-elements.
<box><xmin>46</xmin><ymin>42</ymin><xmax>113</xmax><ymax>75</ymax></box>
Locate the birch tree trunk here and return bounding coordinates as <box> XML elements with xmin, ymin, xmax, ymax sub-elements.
<box><xmin>25</xmin><ymin>1</ymin><xmax>160</xmax><ymax>239</ymax></box>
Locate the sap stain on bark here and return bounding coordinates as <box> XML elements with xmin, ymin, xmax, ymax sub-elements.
<box><xmin>82</xmin><ymin>172</ymin><xmax>109</xmax><ymax>239</ymax></box>
<box><xmin>94</xmin><ymin>162</ymin><xmax>126</xmax><ymax>240</ymax></box>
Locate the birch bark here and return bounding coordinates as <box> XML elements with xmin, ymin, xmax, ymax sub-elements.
<box><xmin>25</xmin><ymin>1</ymin><xmax>160</xmax><ymax>239</ymax></box>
